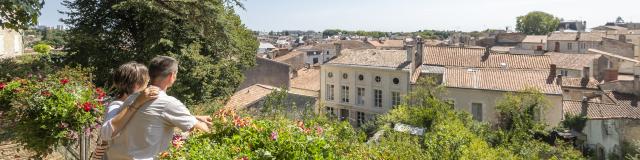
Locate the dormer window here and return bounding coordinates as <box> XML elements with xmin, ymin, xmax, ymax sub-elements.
<box><xmin>343</xmin><ymin>73</ymin><xmax>348</xmax><ymax>79</ymax></box>
<box><xmin>375</xmin><ymin>76</ymin><xmax>381</xmax><ymax>83</ymax></box>
<box><xmin>393</xmin><ymin>78</ymin><xmax>400</xmax><ymax>85</ymax></box>
<box><xmin>358</xmin><ymin>74</ymin><xmax>364</xmax><ymax>81</ymax></box>
<box><xmin>328</xmin><ymin>72</ymin><xmax>333</xmax><ymax>78</ymax></box>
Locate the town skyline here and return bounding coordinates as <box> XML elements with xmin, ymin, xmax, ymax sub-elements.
<box><xmin>39</xmin><ymin>0</ymin><xmax>640</xmax><ymax>32</ymax></box>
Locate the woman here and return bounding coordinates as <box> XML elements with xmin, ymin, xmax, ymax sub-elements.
<box><xmin>93</xmin><ymin>62</ymin><xmax>159</xmax><ymax>159</ymax></box>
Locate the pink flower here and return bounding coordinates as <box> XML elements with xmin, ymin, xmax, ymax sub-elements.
<box><xmin>60</xmin><ymin>79</ymin><xmax>69</xmax><ymax>85</ymax></box>
<box><xmin>41</xmin><ymin>90</ymin><xmax>52</xmax><ymax>97</ymax></box>
<box><xmin>270</xmin><ymin>131</ymin><xmax>278</xmax><ymax>141</ymax></box>
<box><xmin>315</xmin><ymin>126</ymin><xmax>324</xmax><ymax>135</ymax></box>
<box><xmin>172</xmin><ymin>134</ymin><xmax>183</xmax><ymax>148</ymax></box>
<box><xmin>58</xmin><ymin>122</ymin><xmax>69</xmax><ymax>129</ymax></box>
<box><xmin>0</xmin><ymin>82</ymin><xmax>5</xmax><ymax>90</ymax></box>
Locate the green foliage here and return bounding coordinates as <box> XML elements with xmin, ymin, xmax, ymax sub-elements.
<box><xmin>416</xmin><ymin>30</ymin><xmax>453</xmax><ymax>40</ymax></box>
<box><xmin>0</xmin><ymin>67</ymin><xmax>104</xmax><ymax>157</ymax></box>
<box><xmin>162</xmin><ymin>108</ymin><xmax>366</xmax><ymax>159</ymax></box>
<box><xmin>625</xmin><ymin>140</ymin><xmax>640</xmax><ymax>160</ymax></box>
<box><xmin>261</xmin><ymin>88</ymin><xmax>288</xmax><ymax>115</ymax></box>
<box><xmin>516</xmin><ymin>11</ymin><xmax>560</xmax><ymax>35</ymax></box>
<box><xmin>0</xmin><ymin>0</ymin><xmax>44</xmax><ymax>31</ymax></box>
<box><xmin>322</xmin><ymin>29</ymin><xmax>387</xmax><ymax>38</ymax></box>
<box><xmin>62</xmin><ymin>0</ymin><xmax>258</xmax><ymax>105</ymax></box>
<box><xmin>561</xmin><ymin>113</ymin><xmax>587</xmax><ymax>132</ymax></box>
<box><xmin>33</xmin><ymin>43</ymin><xmax>51</xmax><ymax>55</ymax></box>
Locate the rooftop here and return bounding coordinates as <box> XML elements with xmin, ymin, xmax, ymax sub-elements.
<box><xmin>274</xmin><ymin>51</ymin><xmax>304</xmax><ymax>62</ymax></box>
<box><xmin>547</xmin><ymin>52</ymin><xmax>601</xmax><ymax>70</ymax></box>
<box><xmin>367</xmin><ymin>39</ymin><xmax>405</xmax><ymax>48</ymax></box>
<box><xmin>522</xmin><ymin>35</ymin><xmax>548</xmax><ymax>43</ymax></box>
<box><xmin>291</xmin><ymin>68</ymin><xmax>321</xmax><ymax>92</ymax></box>
<box><xmin>443</xmin><ymin>68</ymin><xmax>562</xmax><ymax>95</ymax></box>
<box><xmin>563</xmin><ymin>92</ymin><xmax>640</xmax><ymax>120</ymax></box>
<box><xmin>311</xmin><ymin>40</ymin><xmax>374</xmax><ymax>51</ymax></box>
<box><xmin>423</xmin><ymin>47</ymin><xmax>551</xmax><ymax>69</ymax></box>
<box><xmin>225</xmin><ymin>84</ymin><xmax>276</xmax><ymax>110</ymax></box>
<box><xmin>547</xmin><ymin>32</ymin><xmax>605</xmax><ymax>42</ymax></box>
<box><xmin>327</xmin><ymin>49</ymin><xmax>410</xmax><ymax>69</ymax></box>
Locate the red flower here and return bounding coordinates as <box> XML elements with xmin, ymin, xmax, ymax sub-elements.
<box><xmin>96</xmin><ymin>88</ymin><xmax>106</xmax><ymax>101</ymax></box>
<box><xmin>238</xmin><ymin>156</ymin><xmax>249</xmax><ymax>160</ymax></box>
<box><xmin>41</xmin><ymin>90</ymin><xmax>52</xmax><ymax>97</ymax></box>
<box><xmin>0</xmin><ymin>82</ymin><xmax>5</xmax><ymax>90</ymax></box>
<box><xmin>60</xmin><ymin>79</ymin><xmax>69</xmax><ymax>85</ymax></box>
<box><xmin>315</xmin><ymin>126</ymin><xmax>324</xmax><ymax>135</ymax></box>
<box><xmin>82</xmin><ymin>102</ymin><xmax>93</xmax><ymax>112</ymax></box>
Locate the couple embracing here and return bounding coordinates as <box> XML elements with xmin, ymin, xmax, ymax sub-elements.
<box><xmin>95</xmin><ymin>56</ymin><xmax>212</xmax><ymax>159</ymax></box>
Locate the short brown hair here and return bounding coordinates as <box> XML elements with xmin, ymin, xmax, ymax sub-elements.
<box><xmin>112</xmin><ymin>62</ymin><xmax>150</xmax><ymax>97</ymax></box>
<box><xmin>149</xmin><ymin>56</ymin><xmax>179</xmax><ymax>83</ymax></box>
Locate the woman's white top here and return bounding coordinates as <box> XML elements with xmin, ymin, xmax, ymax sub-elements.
<box><xmin>100</xmin><ymin>100</ymin><xmax>124</xmax><ymax>141</ymax></box>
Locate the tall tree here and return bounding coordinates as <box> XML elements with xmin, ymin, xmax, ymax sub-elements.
<box><xmin>0</xmin><ymin>0</ymin><xmax>44</xmax><ymax>31</ymax></box>
<box><xmin>516</xmin><ymin>11</ymin><xmax>560</xmax><ymax>35</ymax></box>
<box><xmin>62</xmin><ymin>0</ymin><xmax>258</xmax><ymax>104</ymax></box>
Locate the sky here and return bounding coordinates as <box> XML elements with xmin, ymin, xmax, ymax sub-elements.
<box><xmin>39</xmin><ymin>0</ymin><xmax>640</xmax><ymax>32</ymax></box>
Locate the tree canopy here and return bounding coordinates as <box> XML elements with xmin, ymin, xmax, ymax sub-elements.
<box><xmin>516</xmin><ymin>11</ymin><xmax>560</xmax><ymax>35</ymax></box>
<box><xmin>62</xmin><ymin>0</ymin><xmax>258</xmax><ymax>104</ymax></box>
<box><xmin>0</xmin><ymin>0</ymin><xmax>44</xmax><ymax>31</ymax></box>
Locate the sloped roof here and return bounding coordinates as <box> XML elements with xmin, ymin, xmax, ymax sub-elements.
<box><xmin>327</xmin><ymin>49</ymin><xmax>410</xmax><ymax>69</ymax></box>
<box><xmin>311</xmin><ymin>40</ymin><xmax>375</xmax><ymax>51</ymax></box>
<box><xmin>259</xmin><ymin>42</ymin><xmax>276</xmax><ymax>49</ymax></box>
<box><xmin>522</xmin><ymin>35</ymin><xmax>548</xmax><ymax>43</ymax></box>
<box><xmin>548</xmin><ymin>32</ymin><xmax>577</xmax><ymax>41</ymax></box>
<box><xmin>547</xmin><ymin>52</ymin><xmax>601</xmax><ymax>70</ymax></box>
<box><xmin>291</xmin><ymin>68</ymin><xmax>320</xmax><ymax>91</ymax></box>
<box><xmin>563</xmin><ymin>92</ymin><xmax>640</xmax><ymax>119</ymax></box>
<box><xmin>423</xmin><ymin>47</ymin><xmax>552</xmax><ymax>69</ymax></box>
<box><xmin>225</xmin><ymin>84</ymin><xmax>275</xmax><ymax>110</ymax></box>
<box><xmin>560</xmin><ymin>77</ymin><xmax>600</xmax><ymax>89</ymax></box>
<box><xmin>274</xmin><ymin>51</ymin><xmax>304</xmax><ymax>62</ymax></box>
<box><xmin>444</xmin><ymin>68</ymin><xmax>562</xmax><ymax>95</ymax></box>
<box><xmin>367</xmin><ymin>40</ymin><xmax>405</xmax><ymax>48</ymax></box>
<box><xmin>579</xmin><ymin>32</ymin><xmax>606</xmax><ymax>42</ymax></box>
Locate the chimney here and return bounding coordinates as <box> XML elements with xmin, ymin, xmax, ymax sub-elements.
<box><xmin>484</xmin><ymin>46</ymin><xmax>491</xmax><ymax>55</ymax></box>
<box><xmin>634</xmin><ymin>75</ymin><xmax>640</xmax><ymax>96</ymax></box>
<box><xmin>550</xmin><ymin>64</ymin><xmax>557</xmax><ymax>76</ymax></box>
<box><xmin>582</xmin><ymin>67</ymin><xmax>590</xmax><ymax>79</ymax></box>
<box><xmin>405</xmin><ymin>44</ymin><xmax>414</xmax><ymax>62</ymax></box>
<box><xmin>619</xmin><ymin>35</ymin><xmax>627</xmax><ymax>42</ymax></box>
<box><xmin>556</xmin><ymin>75</ymin><xmax>563</xmax><ymax>86</ymax></box>
<box><xmin>416</xmin><ymin>36</ymin><xmax>424</xmax><ymax>66</ymax></box>
<box><xmin>334</xmin><ymin>43</ymin><xmax>342</xmax><ymax>57</ymax></box>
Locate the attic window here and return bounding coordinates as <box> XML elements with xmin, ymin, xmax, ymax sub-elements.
<box><xmin>393</xmin><ymin>78</ymin><xmax>400</xmax><ymax>84</ymax></box>
<box><xmin>343</xmin><ymin>73</ymin><xmax>348</xmax><ymax>79</ymax></box>
<box><xmin>358</xmin><ymin>74</ymin><xmax>364</xmax><ymax>81</ymax></box>
<box><xmin>328</xmin><ymin>72</ymin><xmax>333</xmax><ymax>78</ymax></box>
<box><xmin>375</xmin><ymin>76</ymin><xmax>381</xmax><ymax>83</ymax></box>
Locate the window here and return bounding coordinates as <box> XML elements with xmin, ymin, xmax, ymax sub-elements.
<box><xmin>325</xmin><ymin>107</ymin><xmax>335</xmax><ymax>116</ymax></box>
<box><xmin>357</xmin><ymin>87</ymin><xmax>365</xmax><ymax>105</ymax></box>
<box><xmin>357</xmin><ymin>112</ymin><xmax>366</xmax><ymax>127</ymax></box>
<box><xmin>471</xmin><ymin>103</ymin><xmax>483</xmax><ymax>121</ymax></box>
<box><xmin>341</xmin><ymin>86</ymin><xmax>350</xmax><ymax>103</ymax></box>
<box><xmin>581</xmin><ymin>43</ymin><xmax>586</xmax><ymax>49</ymax></box>
<box><xmin>342</xmin><ymin>73</ymin><xmax>348</xmax><ymax>79</ymax></box>
<box><xmin>325</xmin><ymin>84</ymin><xmax>334</xmax><ymax>100</ymax></box>
<box><xmin>358</xmin><ymin>74</ymin><xmax>364</xmax><ymax>81</ymax></box>
<box><xmin>567</xmin><ymin>43</ymin><xmax>573</xmax><ymax>50</ymax></box>
<box><xmin>393</xmin><ymin>78</ymin><xmax>400</xmax><ymax>85</ymax></box>
<box><xmin>328</xmin><ymin>72</ymin><xmax>333</xmax><ymax>78</ymax></box>
<box><xmin>560</xmin><ymin>70</ymin><xmax>568</xmax><ymax>76</ymax></box>
<box><xmin>374</xmin><ymin>89</ymin><xmax>383</xmax><ymax>107</ymax></box>
<box><xmin>375</xmin><ymin>76</ymin><xmax>381</xmax><ymax>83</ymax></box>
<box><xmin>391</xmin><ymin>91</ymin><xmax>401</xmax><ymax>107</ymax></box>
<box><xmin>313</xmin><ymin>58</ymin><xmax>319</xmax><ymax>64</ymax></box>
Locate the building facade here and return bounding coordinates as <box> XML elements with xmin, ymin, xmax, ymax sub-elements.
<box><xmin>0</xmin><ymin>29</ymin><xmax>23</xmax><ymax>58</ymax></box>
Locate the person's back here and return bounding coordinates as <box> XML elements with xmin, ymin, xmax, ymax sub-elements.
<box><xmin>119</xmin><ymin>91</ymin><xmax>196</xmax><ymax>159</ymax></box>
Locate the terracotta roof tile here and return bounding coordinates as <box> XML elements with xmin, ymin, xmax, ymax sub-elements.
<box><xmin>547</xmin><ymin>52</ymin><xmax>601</xmax><ymax>70</ymax></box>
<box><xmin>311</xmin><ymin>40</ymin><xmax>375</xmax><ymax>51</ymax></box>
<box><xmin>291</xmin><ymin>68</ymin><xmax>320</xmax><ymax>91</ymax></box>
<box><xmin>367</xmin><ymin>40</ymin><xmax>405</xmax><ymax>48</ymax></box>
<box><xmin>560</xmin><ymin>77</ymin><xmax>600</xmax><ymax>89</ymax></box>
<box><xmin>444</xmin><ymin>68</ymin><xmax>562</xmax><ymax>95</ymax></box>
<box><xmin>548</xmin><ymin>32</ymin><xmax>577</xmax><ymax>41</ymax></box>
<box><xmin>522</xmin><ymin>35</ymin><xmax>547</xmax><ymax>43</ymax></box>
<box><xmin>225</xmin><ymin>84</ymin><xmax>275</xmax><ymax>110</ymax></box>
<box><xmin>327</xmin><ymin>49</ymin><xmax>410</xmax><ymax>69</ymax></box>
<box><xmin>563</xmin><ymin>92</ymin><xmax>640</xmax><ymax>119</ymax></box>
<box><xmin>274</xmin><ymin>51</ymin><xmax>304</xmax><ymax>62</ymax></box>
<box><xmin>423</xmin><ymin>47</ymin><xmax>552</xmax><ymax>69</ymax></box>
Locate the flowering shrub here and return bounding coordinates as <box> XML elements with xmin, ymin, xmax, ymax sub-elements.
<box><xmin>161</xmin><ymin>108</ymin><xmax>365</xmax><ymax>159</ymax></box>
<box><xmin>0</xmin><ymin>67</ymin><xmax>104</xmax><ymax>157</ymax></box>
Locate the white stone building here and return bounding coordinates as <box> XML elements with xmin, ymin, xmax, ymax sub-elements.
<box><xmin>0</xmin><ymin>29</ymin><xmax>23</xmax><ymax>58</ymax></box>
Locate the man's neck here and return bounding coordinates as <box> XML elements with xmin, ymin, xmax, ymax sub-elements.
<box><xmin>152</xmin><ymin>83</ymin><xmax>170</xmax><ymax>91</ymax></box>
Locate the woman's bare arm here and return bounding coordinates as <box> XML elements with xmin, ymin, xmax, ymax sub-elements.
<box><xmin>109</xmin><ymin>87</ymin><xmax>159</xmax><ymax>137</ymax></box>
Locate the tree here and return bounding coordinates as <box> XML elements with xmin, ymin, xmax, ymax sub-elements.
<box><xmin>0</xmin><ymin>0</ymin><xmax>44</xmax><ymax>31</ymax></box>
<box><xmin>62</xmin><ymin>0</ymin><xmax>258</xmax><ymax>104</ymax></box>
<box><xmin>33</xmin><ymin>43</ymin><xmax>51</xmax><ymax>54</ymax></box>
<box><xmin>516</xmin><ymin>11</ymin><xmax>560</xmax><ymax>35</ymax></box>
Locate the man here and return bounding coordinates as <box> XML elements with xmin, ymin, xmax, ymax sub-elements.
<box><xmin>108</xmin><ymin>56</ymin><xmax>212</xmax><ymax>159</ymax></box>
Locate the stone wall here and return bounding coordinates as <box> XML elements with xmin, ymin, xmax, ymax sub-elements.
<box><xmin>600</xmin><ymin>38</ymin><xmax>635</xmax><ymax>58</ymax></box>
<box><xmin>238</xmin><ymin>57</ymin><xmax>291</xmax><ymax>91</ymax></box>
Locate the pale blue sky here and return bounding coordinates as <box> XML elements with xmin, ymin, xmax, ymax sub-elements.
<box><xmin>40</xmin><ymin>0</ymin><xmax>640</xmax><ymax>32</ymax></box>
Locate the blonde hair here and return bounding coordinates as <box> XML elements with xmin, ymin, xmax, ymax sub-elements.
<box><xmin>112</xmin><ymin>62</ymin><xmax>150</xmax><ymax>98</ymax></box>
